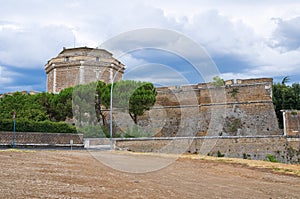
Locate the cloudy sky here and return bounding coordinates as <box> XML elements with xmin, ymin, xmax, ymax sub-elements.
<box><xmin>0</xmin><ymin>0</ymin><xmax>300</xmax><ymax>93</ymax></box>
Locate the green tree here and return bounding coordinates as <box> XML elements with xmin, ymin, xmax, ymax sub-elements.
<box><xmin>50</xmin><ymin>87</ymin><xmax>73</xmax><ymax>121</ymax></box>
<box><xmin>95</xmin><ymin>81</ymin><xmax>108</xmax><ymax>126</ymax></box>
<box><xmin>72</xmin><ymin>82</ymin><xmax>97</xmax><ymax>127</ymax></box>
<box><xmin>129</xmin><ymin>82</ymin><xmax>157</xmax><ymax>123</ymax></box>
<box><xmin>34</xmin><ymin>92</ymin><xmax>55</xmax><ymax>120</ymax></box>
<box><xmin>211</xmin><ymin>76</ymin><xmax>225</xmax><ymax>87</ymax></box>
<box><xmin>273</xmin><ymin>82</ymin><xmax>284</xmax><ymax>128</ymax></box>
<box><xmin>102</xmin><ymin>80</ymin><xmax>157</xmax><ymax>124</ymax></box>
<box><xmin>281</xmin><ymin>76</ymin><xmax>290</xmax><ymax>85</ymax></box>
<box><xmin>0</xmin><ymin>92</ymin><xmax>48</xmax><ymax>121</ymax></box>
<box><xmin>272</xmin><ymin>77</ymin><xmax>300</xmax><ymax>128</ymax></box>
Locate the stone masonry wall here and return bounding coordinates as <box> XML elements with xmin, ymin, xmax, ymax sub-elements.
<box><xmin>0</xmin><ymin>132</ymin><xmax>83</xmax><ymax>147</ymax></box>
<box><xmin>55</xmin><ymin>66</ymin><xmax>80</xmax><ymax>92</ymax></box>
<box><xmin>45</xmin><ymin>47</ymin><xmax>124</xmax><ymax>93</ymax></box>
<box><xmin>283</xmin><ymin>110</ymin><xmax>300</xmax><ymax>137</ymax></box>
<box><xmin>134</xmin><ymin>78</ymin><xmax>280</xmax><ymax>137</ymax></box>
<box><xmin>115</xmin><ymin>136</ymin><xmax>300</xmax><ymax>164</ymax></box>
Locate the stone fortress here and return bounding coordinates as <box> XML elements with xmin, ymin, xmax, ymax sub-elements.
<box><xmin>45</xmin><ymin>47</ymin><xmax>300</xmax><ymax>163</ymax></box>
<box><xmin>45</xmin><ymin>47</ymin><xmax>125</xmax><ymax>93</ymax></box>
<box><xmin>140</xmin><ymin>78</ymin><xmax>279</xmax><ymax>137</ymax></box>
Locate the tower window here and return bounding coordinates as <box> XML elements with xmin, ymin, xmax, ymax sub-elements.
<box><xmin>66</xmin><ymin>56</ymin><xmax>70</xmax><ymax>62</ymax></box>
<box><xmin>96</xmin><ymin>57</ymin><xmax>100</xmax><ymax>62</ymax></box>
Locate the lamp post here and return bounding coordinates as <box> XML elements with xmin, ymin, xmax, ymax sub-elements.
<box><xmin>109</xmin><ymin>63</ymin><xmax>124</xmax><ymax>150</ymax></box>
<box><xmin>12</xmin><ymin>112</ymin><xmax>16</xmax><ymax>148</ymax></box>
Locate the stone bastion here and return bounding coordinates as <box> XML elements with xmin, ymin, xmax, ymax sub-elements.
<box><xmin>114</xmin><ymin>78</ymin><xmax>280</xmax><ymax>137</ymax></box>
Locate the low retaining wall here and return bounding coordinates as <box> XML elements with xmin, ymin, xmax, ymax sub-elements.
<box><xmin>0</xmin><ymin>132</ymin><xmax>84</xmax><ymax>148</ymax></box>
<box><xmin>115</xmin><ymin>136</ymin><xmax>300</xmax><ymax>164</ymax></box>
<box><xmin>84</xmin><ymin>138</ymin><xmax>111</xmax><ymax>148</ymax></box>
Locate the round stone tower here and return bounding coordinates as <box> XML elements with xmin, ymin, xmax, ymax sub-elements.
<box><xmin>45</xmin><ymin>47</ymin><xmax>125</xmax><ymax>93</ymax></box>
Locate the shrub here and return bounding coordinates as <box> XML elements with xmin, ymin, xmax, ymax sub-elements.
<box><xmin>243</xmin><ymin>153</ymin><xmax>251</xmax><ymax>160</ymax></box>
<box><xmin>265</xmin><ymin>154</ymin><xmax>278</xmax><ymax>163</ymax></box>
<box><xmin>0</xmin><ymin>119</ymin><xmax>76</xmax><ymax>133</ymax></box>
<box><xmin>217</xmin><ymin>150</ymin><xmax>225</xmax><ymax>157</ymax></box>
<box><xmin>291</xmin><ymin>110</ymin><xmax>298</xmax><ymax>116</ymax></box>
<box><xmin>211</xmin><ymin>76</ymin><xmax>225</xmax><ymax>87</ymax></box>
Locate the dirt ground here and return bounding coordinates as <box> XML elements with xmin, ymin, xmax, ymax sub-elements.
<box><xmin>0</xmin><ymin>149</ymin><xmax>299</xmax><ymax>199</ymax></box>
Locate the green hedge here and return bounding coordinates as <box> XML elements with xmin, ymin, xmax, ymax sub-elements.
<box><xmin>0</xmin><ymin>119</ymin><xmax>77</xmax><ymax>133</ymax></box>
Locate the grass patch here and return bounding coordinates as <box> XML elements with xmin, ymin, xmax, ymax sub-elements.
<box><xmin>0</xmin><ymin>149</ymin><xmax>36</xmax><ymax>153</ymax></box>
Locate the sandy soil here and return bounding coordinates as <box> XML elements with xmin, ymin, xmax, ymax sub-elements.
<box><xmin>0</xmin><ymin>149</ymin><xmax>299</xmax><ymax>199</ymax></box>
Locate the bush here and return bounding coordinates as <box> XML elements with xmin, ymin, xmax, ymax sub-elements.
<box><xmin>0</xmin><ymin>119</ymin><xmax>77</xmax><ymax>133</ymax></box>
<box><xmin>217</xmin><ymin>150</ymin><xmax>225</xmax><ymax>157</ymax></box>
<box><xmin>265</xmin><ymin>154</ymin><xmax>278</xmax><ymax>163</ymax></box>
<box><xmin>212</xmin><ymin>76</ymin><xmax>225</xmax><ymax>87</ymax></box>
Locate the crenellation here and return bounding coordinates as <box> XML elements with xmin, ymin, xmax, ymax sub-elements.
<box><xmin>225</xmin><ymin>79</ymin><xmax>234</xmax><ymax>85</ymax></box>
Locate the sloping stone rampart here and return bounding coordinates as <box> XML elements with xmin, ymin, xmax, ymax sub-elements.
<box><xmin>115</xmin><ymin>136</ymin><xmax>300</xmax><ymax>164</ymax></box>
<box><xmin>135</xmin><ymin>78</ymin><xmax>279</xmax><ymax>137</ymax></box>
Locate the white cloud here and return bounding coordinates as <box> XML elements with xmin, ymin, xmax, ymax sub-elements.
<box><xmin>0</xmin><ymin>24</ymin><xmax>74</xmax><ymax>68</ymax></box>
<box><xmin>118</xmin><ymin>53</ymin><xmax>147</xmax><ymax>70</ymax></box>
<box><xmin>124</xmin><ymin>63</ymin><xmax>189</xmax><ymax>86</ymax></box>
<box><xmin>220</xmin><ymin>72</ymin><xmax>261</xmax><ymax>81</ymax></box>
<box><xmin>269</xmin><ymin>16</ymin><xmax>300</xmax><ymax>51</ymax></box>
<box><xmin>0</xmin><ymin>0</ymin><xmax>300</xmax><ymax>92</ymax></box>
<box><xmin>0</xmin><ymin>66</ymin><xmax>20</xmax><ymax>85</ymax></box>
<box><xmin>183</xmin><ymin>10</ymin><xmax>258</xmax><ymax>57</ymax></box>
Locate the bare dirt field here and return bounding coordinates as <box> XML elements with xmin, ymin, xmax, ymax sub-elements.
<box><xmin>0</xmin><ymin>149</ymin><xmax>299</xmax><ymax>199</ymax></box>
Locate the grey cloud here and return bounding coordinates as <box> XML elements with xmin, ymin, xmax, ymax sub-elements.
<box><xmin>123</xmin><ymin>63</ymin><xmax>189</xmax><ymax>86</ymax></box>
<box><xmin>0</xmin><ymin>66</ymin><xmax>20</xmax><ymax>85</ymax></box>
<box><xmin>185</xmin><ymin>10</ymin><xmax>257</xmax><ymax>56</ymax></box>
<box><xmin>0</xmin><ymin>24</ymin><xmax>74</xmax><ymax>68</ymax></box>
<box><xmin>270</xmin><ymin>16</ymin><xmax>300</xmax><ymax>51</ymax></box>
<box><xmin>100</xmin><ymin>28</ymin><xmax>220</xmax><ymax>83</ymax></box>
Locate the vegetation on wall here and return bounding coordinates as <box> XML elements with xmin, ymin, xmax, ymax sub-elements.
<box><xmin>223</xmin><ymin>116</ymin><xmax>242</xmax><ymax>135</ymax></box>
<box><xmin>228</xmin><ymin>88</ymin><xmax>239</xmax><ymax>99</ymax></box>
<box><xmin>211</xmin><ymin>76</ymin><xmax>225</xmax><ymax>87</ymax></box>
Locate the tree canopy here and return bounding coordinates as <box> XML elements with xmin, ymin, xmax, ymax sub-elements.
<box><xmin>2</xmin><ymin>77</ymin><xmax>299</xmax><ymax>135</ymax></box>
<box><xmin>273</xmin><ymin>78</ymin><xmax>300</xmax><ymax>128</ymax></box>
<box><xmin>0</xmin><ymin>92</ymin><xmax>48</xmax><ymax>121</ymax></box>
<box><xmin>102</xmin><ymin>80</ymin><xmax>157</xmax><ymax>124</ymax></box>
<box><xmin>211</xmin><ymin>76</ymin><xmax>225</xmax><ymax>87</ymax></box>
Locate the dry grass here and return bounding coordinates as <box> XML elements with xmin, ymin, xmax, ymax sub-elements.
<box><xmin>182</xmin><ymin>153</ymin><xmax>300</xmax><ymax>176</ymax></box>
<box><xmin>112</xmin><ymin>150</ymin><xmax>300</xmax><ymax>176</ymax></box>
